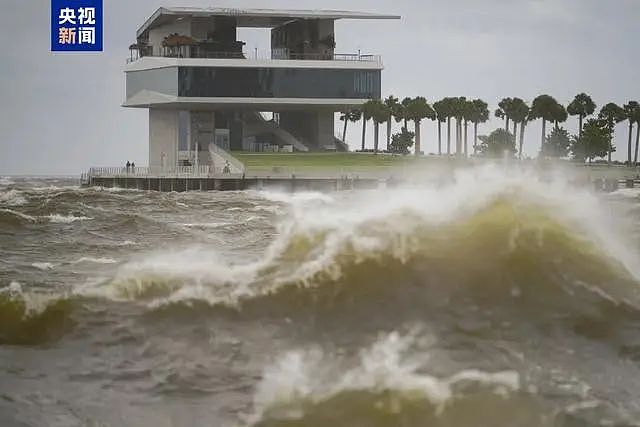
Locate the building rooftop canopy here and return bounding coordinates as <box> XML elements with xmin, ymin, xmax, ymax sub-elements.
<box><xmin>137</xmin><ymin>6</ymin><xmax>401</xmax><ymax>37</ymax></box>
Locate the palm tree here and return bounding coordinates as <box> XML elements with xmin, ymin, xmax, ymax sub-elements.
<box><xmin>339</xmin><ymin>109</ymin><xmax>361</xmax><ymax>147</ymax></box>
<box><xmin>468</xmin><ymin>99</ymin><xmax>489</xmax><ymax>155</ymax></box>
<box><xmin>623</xmin><ymin>102</ymin><xmax>639</xmax><ymax>165</ymax></box>
<box><xmin>510</xmin><ymin>98</ymin><xmax>530</xmax><ymax>159</ymax></box>
<box><xmin>634</xmin><ymin>108</ymin><xmax>640</xmax><ymax>165</ymax></box>
<box><xmin>439</xmin><ymin>97</ymin><xmax>455</xmax><ymax>155</ymax></box>
<box><xmin>495</xmin><ymin>108</ymin><xmax>506</xmax><ymax>129</ymax></box>
<box><xmin>567</xmin><ymin>93</ymin><xmax>596</xmax><ymax>142</ymax></box>
<box><xmin>496</xmin><ymin>98</ymin><xmax>514</xmax><ymax>131</ymax></box>
<box><xmin>384</xmin><ymin>96</ymin><xmax>401</xmax><ymax>151</ymax></box>
<box><xmin>598</xmin><ymin>103</ymin><xmax>626</xmax><ymax>164</ymax></box>
<box><xmin>552</xmin><ymin>103</ymin><xmax>568</xmax><ymax>130</ymax></box>
<box><xmin>433</xmin><ymin>100</ymin><xmax>447</xmax><ymax>155</ymax></box>
<box><xmin>360</xmin><ymin>100</ymin><xmax>377</xmax><ymax>151</ymax></box>
<box><xmin>401</xmin><ymin>97</ymin><xmax>412</xmax><ymax>129</ymax></box>
<box><xmin>452</xmin><ymin>97</ymin><xmax>467</xmax><ymax>156</ymax></box>
<box><xmin>530</xmin><ymin>95</ymin><xmax>563</xmax><ymax>155</ymax></box>
<box><xmin>404</xmin><ymin>97</ymin><xmax>436</xmax><ymax>156</ymax></box>
<box><xmin>372</xmin><ymin>101</ymin><xmax>389</xmax><ymax>153</ymax></box>
<box><xmin>462</xmin><ymin>100</ymin><xmax>476</xmax><ymax>157</ymax></box>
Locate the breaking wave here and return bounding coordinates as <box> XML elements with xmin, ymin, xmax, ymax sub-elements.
<box><xmin>90</xmin><ymin>167</ymin><xmax>640</xmax><ymax>321</ymax></box>
<box><xmin>246</xmin><ymin>331</ymin><xmax>551</xmax><ymax>427</ymax></box>
<box><xmin>0</xmin><ymin>282</ymin><xmax>75</xmax><ymax>345</ymax></box>
<box><xmin>0</xmin><ymin>209</ymin><xmax>92</xmax><ymax>225</ymax></box>
<box><xmin>0</xmin><ymin>208</ymin><xmax>37</xmax><ymax>224</ymax></box>
<box><xmin>45</xmin><ymin>213</ymin><xmax>93</xmax><ymax>223</ymax></box>
<box><xmin>0</xmin><ymin>189</ymin><xmax>27</xmax><ymax>206</ymax></box>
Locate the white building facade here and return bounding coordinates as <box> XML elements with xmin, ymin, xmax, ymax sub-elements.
<box><xmin>124</xmin><ymin>7</ymin><xmax>400</xmax><ymax>171</ymax></box>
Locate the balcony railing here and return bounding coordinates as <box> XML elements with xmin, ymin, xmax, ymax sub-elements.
<box><xmin>126</xmin><ymin>50</ymin><xmax>381</xmax><ymax>65</ymax></box>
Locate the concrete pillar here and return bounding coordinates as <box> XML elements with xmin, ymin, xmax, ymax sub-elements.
<box><xmin>149</xmin><ymin>109</ymin><xmax>179</xmax><ymax>173</ymax></box>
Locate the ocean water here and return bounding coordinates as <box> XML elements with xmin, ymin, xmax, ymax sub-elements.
<box><xmin>0</xmin><ymin>166</ymin><xmax>639</xmax><ymax>427</ymax></box>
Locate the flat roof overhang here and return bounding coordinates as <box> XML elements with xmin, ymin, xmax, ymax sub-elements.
<box><xmin>137</xmin><ymin>7</ymin><xmax>401</xmax><ymax>38</ymax></box>
<box><xmin>123</xmin><ymin>92</ymin><xmax>370</xmax><ymax>111</ymax></box>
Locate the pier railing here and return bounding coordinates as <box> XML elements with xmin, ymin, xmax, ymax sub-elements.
<box><xmin>87</xmin><ymin>166</ymin><xmax>213</xmax><ymax>178</ymax></box>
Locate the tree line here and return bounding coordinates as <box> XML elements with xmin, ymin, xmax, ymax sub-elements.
<box><xmin>340</xmin><ymin>94</ymin><xmax>640</xmax><ymax>164</ymax></box>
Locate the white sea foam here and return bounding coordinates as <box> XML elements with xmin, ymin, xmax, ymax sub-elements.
<box><xmin>0</xmin><ymin>209</ymin><xmax>37</xmax><ymax>222</ymax></box>
<box><xmin>88</xmin><ymin>164</ymin><xmax>640</xmax><ymax>306</ymax></box>
<box><xmin>0</xmin><ymin>281</ymin><xmax>62</xmax><ymax>315</ymax></box>
<box><xmin>182</xmin><ymin>222</ymin><xmax>231</xmax><ymax>229</ymax></box>
<box><xmin>249</xmin><ymin>331</ymin><xmax>520</xmax><ymax>423</ymax></box>
<box><xmin>251</xmin><ymin>205</ymin><xmax>282</xmax><ymax>214</ymax></box>
<box><xmin>31</xmin><ymin>262</ymin><xmax>57</xmax><ymax>271</ymax></box>
<box><xmin>610</xmin><ymin>187</ymin><xmax>640</xmax><ymax>199</ymax></box>
<box><xmin>255</xmin><ymin>190</ymin><xmax>335</xmax><ymax>205</ymax></box>
<box><xmin>45</xmin><ymin>214</ymin><xmax>93</xmax><ymax>223</ymax></box>
<box><xmin>0</xmin><ymin>177</ymin><xmax>14</xmax><ymax>187</ymax></box>
<box><xmin>0</xmin><ymin>190</ymin><xmax>27</xmax><ymax>206</ymax></box>
<box><xmin>72</xmin><ymin>257</ymin><xmax>117</xmax><ymax>265</ymax></box>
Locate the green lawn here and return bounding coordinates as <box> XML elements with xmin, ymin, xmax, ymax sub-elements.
<box><xmin>233</xmin><ymin>152</ymin><xmax>421</xmax><ymax>169</ymax></box>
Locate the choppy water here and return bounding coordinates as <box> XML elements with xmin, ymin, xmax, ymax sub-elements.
<box><xmin>1</xmin><ymin>167</ymin><xmax>640</xmax><ymax>427</ymax></box>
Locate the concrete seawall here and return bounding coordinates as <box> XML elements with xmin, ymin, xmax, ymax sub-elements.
<box><xmin>85</xmin><ymin>175</ymin><xmax>640</xmax><ymax>193</ymax></box>
<box><xmin>87</xmin><ymin>176</ymin><xmax>382</xmax><ymax>192</ymax></box>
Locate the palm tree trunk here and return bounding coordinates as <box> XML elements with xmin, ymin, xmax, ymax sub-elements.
<box><xmin>361</xmin><ymin>118</ymin><xmax>367</xmax><ymax>151</ymax></box>
<box><xmin>473</xmin><ymin>122</ymin><xmax>478</xmax><ymax>154</ymax></box>
<box><xmin>607</xmin><ymin>123</ymin><xmax>613</xmax><ymax>164</ymax></box>
<box><xmin>437</xmin><ymin>121</ymin><xmax>442</xmax><ymax>155</ymax></box>
<box><xmin>634</xmin><ymin>123</ymin><xmax>640</xmax><ymax>165</ymax></box>
<box><xmin>540</xmin><ymin>119</ymin><xmax>546</xmax><ymax>156</ymax></box>
<box><xmin>415</xmin><ymin>120</ymin><xmax>421</xmax><ymax>156</ymax></box>
<box><xmin>386</xmin><ymin>118</ymin><xmax>392</xmax><ymax>151</ymax></box>
<box><xmin>512</xmin><ymin>121</ymin><xmax>517</xmax><ymax>141</ymax></box>
<box><xmin>578</xmin><ymin>115</ymin><xmax>583</xmax><ymax>141</ymax></box>
<box><xmin>374</xmin><ymin>123</ymin><xmax>379</xmax><ymax>154</ymax></box>
<box><xmin>458</xmin><ymin>119</ymin><xmax>463</xmax><ymax>156</ymax></box>
<box><xmin>342</xmin><ymin>118</ymin><xmax>348</xmax><ymax>145</ymax></box>
<box><xmin>447</xmin><ymin>118</ymin><xmax>451</xmax><ymax>155</ymax></box>
<box><xmin>455</xmin><ymin>119</ymin><xmax>460</xmax><ymax>155</ymax></box>
<box><xmin>628</xmin><ymin>122</ymin><xmax>634</xmax><ymax>166</ymax></box>
<box><xmin>519</xmin><ymin>121</ymin><xmax>526</xmax><ymax>160</ymax></box>
<box><xmin>506</xmin><ymin>117</ymin><xmax>510</xmax><ymax>132</ymax></box>
<box><xmin>463</xmin><ymin>120</ymin><xmax>468</xmax><ymax>157</ymax></box>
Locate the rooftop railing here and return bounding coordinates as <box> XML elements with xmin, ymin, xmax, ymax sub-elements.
<box><xmin>126</xmin><ymin>50</ymin><xmax>381</xmax><ymax>65</ymax></box>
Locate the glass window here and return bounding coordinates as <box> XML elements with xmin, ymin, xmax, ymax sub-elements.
<box><xmin>178</xmin><ymin>67</ymin><xmax>380</xmax><ymax>99</ymax></box>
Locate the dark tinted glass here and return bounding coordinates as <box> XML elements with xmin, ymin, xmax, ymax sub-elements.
<box><xmin>178</xmin><ymin>67</ymin><xmax>380</xmax><ymax>99</ymax></box>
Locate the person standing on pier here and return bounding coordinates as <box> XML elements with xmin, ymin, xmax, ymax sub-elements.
<box><xmin>126</xmin><ymin>161</ymin><xmax>131</xmax><ymax>174</ymax></box>
<box><xmin>131</xmin><ymin>162</ymin><xmax>135</xmax><ymax>175</ymax></box>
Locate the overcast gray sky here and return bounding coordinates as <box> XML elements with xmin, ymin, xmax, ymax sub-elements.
<box><xmin>1</xmin><ymin>0</ymin><xmax>639</xmax><ymax>175</ymax></box>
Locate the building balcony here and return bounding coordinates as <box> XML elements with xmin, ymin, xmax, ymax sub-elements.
<box><xmin>126</xmin><ymin>48</ymin><xmax>382</xmax><ymax>66</ymax></box>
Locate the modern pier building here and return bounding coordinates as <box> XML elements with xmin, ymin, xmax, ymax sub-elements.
<box><xmin>124</xmin><ymin>7</ymin><xmax>400</xmax><ymax>172</ymax></box>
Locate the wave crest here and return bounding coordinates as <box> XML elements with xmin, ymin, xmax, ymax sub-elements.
<box><xmin>87</xmin><ymin>167</ymin><xmax>640</xmax><ymax>323</ymax></box>
<box><xmin>247</xmin><ymin>331</ymin><xmax>547</xmax><ymax>427</ymax></box>
<box><xmin>0</xmin><ymin>282</ymin><xmax>75</xmax><ymax>345</ymax></box>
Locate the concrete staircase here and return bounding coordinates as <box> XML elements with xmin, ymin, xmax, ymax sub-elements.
<box><xmin>333</xmin><ymin>136</ymin><xmax>349</xmax><ymax>152</ymax></box>
<box><xmin>250</xmin><ymin>112</ymin><xmax>309</xmax><ymax>152</ymax></box>
<box><xmin>208</xmin><ymin>143</ymin><xmax>245</xmax><ymax>174</ymax></box>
